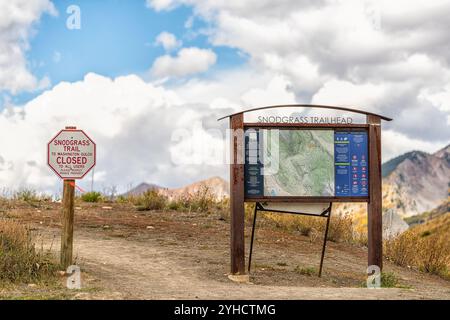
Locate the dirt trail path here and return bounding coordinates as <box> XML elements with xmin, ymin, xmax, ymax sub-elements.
<box><xmin>7</xmin><ymin>202</ymin><xmax>449</xmax><ymax>300</ymax></box>
<box><xmin>42</xmin><ymin>228</ymin><xmax>450</xmax><ymax>300</ymax></box>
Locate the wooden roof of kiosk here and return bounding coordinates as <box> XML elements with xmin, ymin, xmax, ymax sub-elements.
<box><xmin>218</xmin><ymin>104</ymin><xmax>392</xmax><ymax>121</ymax></box>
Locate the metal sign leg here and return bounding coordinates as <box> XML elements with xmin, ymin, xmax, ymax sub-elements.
<box><xmin>247</xmin><ymin>203</ymin><xmax>331</xmax><ymax>277</ymax></box>
<box><xmin>319</xmin><ymin>209</ymin><xmax>331</xmax><ymax>277</ymax></box>
<box><xmin>247</xmin><ymin>204</ymin><xmax>258</xmax><ymax>273</ymax></box>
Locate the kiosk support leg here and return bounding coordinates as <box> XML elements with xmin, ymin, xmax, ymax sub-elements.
<box><xmin>248</xmin><ymin>204</ymin><xmax>258</xmax><ymax>273</ymax></box>
<box><xmin>367</xmin><ymin>115</ymin><xmax>383</xmax><ymax>271</ymax></box>
<box><xmin>230</xmin><ymin>113</ymin><xmax>245</xmax><ymax>275</ymax></box>
<box><xmin>319</xmin><ymin>209</ymin><xmax>331</xmax><ymax>277</ymax></box>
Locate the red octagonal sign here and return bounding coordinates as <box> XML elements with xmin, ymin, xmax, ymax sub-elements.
<box><xmin>48</xmin><ymin>128</ymin><xmax>96</xmax><ymax>180</ymax></box>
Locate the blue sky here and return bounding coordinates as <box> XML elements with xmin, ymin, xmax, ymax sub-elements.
<box><xmin>0</xmin><ymin>0</ymin><xmax>448</xmax><ymax>192</ymax></box>
<box><xmin>5</xmin><ymin>0</ymin><xmax>246</xmax><ymax>107</ymax></box>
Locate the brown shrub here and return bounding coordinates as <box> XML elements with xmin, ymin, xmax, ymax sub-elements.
<box><xmin>328</xmin><ymin>214</ymin><xmax>354</xmax><ymax>243</ymax></box>
<box><xmin>416</xmin><ymin>235</ymin><xmax>450</xmax><ymax>275</ymax></box>
<box><xmin>384</xmin><ymin>231</ymin><xmax>418</xmax><ymax>267</ymax></box>
<box><xmin>132</xmin><ymin>190</ymin><xmax>167</xmax><ymax>211</ymax></box>
<box><xmin>0</xmin><ymin>219</ymin><xmax>58</xmax><ymax>283</ymax></box>
<box><xmin>167</xmin><ymin>185</ymin><xmax>217</xmax><ymax>213</ymax></box>
<box><xmin>384</xmin><ymin>229</ymin><xmax>450</xmax><ymax>278</ymax></box>
<box><xmin>262</xmin><ymin>212</ymin><xmax>354</xmax><ymax>243</ymax></box>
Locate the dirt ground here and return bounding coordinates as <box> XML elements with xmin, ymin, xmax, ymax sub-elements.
<box><xmin>2</xmin><ymin>201</ymin><xmax>450</xmax><ymax>300</ymax></box>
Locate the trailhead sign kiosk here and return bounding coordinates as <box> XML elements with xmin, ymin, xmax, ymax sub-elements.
<box><xmin>48</xmin><ymin>126</ymin><xmax>96</xmax><ymax>268</ymax></box>
<box><xmin>219</xmin><ymin>104</ymin><xmax>392</xmax><ymax>278</ymax></box>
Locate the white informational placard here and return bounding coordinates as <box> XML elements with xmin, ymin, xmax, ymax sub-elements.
<box><xmin>259</xmin><ymin>202</ymin><xmax>330</xmax><ymax>215</ymax></box>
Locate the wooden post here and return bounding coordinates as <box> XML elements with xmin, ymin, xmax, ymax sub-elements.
<box><xmin>367</xmin><ymin>115</ymin><xmax>383</xmax><ymax>271</ymax></box>
<box><xmin>230</xmin><ymin>113</ymin><xmax>245</xmax><ymax>275</ymax></box>
<box><xmin>61</xmin><ymin>179</ymin><xmax>75</xmax><ymax>269</ymax></box>
<box><xmin>60</xmin><ymin>125</ymin><xmax>77</xmax><ymax>269</ymax></box>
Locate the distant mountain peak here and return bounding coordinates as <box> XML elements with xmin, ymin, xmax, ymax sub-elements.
<box><xmin>125</xmin><ymin>182</ymin><xmax>163</xmax><ymax>196</ymax></box>
<box><xmin>382</xmin><ymin>150</ymin><xmax>429</xmax><ymax>178</ymax></box>
<box><xmin>159</xmin><ymin>176</ymin><xmax>229</xmax><ymax>200</ymax></box>
<box><xmin>382</xmin><ymin>145</ymin><xmax>450</xmax><ymax>217</ymax></box>
<box><xmin>434</xmin><ymin>143</ymin><xmax>450</xmax><ymax>159</ymax></box>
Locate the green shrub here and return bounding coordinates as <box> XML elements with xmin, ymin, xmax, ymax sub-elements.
<box><xmin>81</xmin><ymin>191</ymin><xmax>103</xmax><ymax>203</ymax></box>
<box><xmin>12</xmin><ymin>189</ymin><xmax>51</xmax><ymax>207</ymax></box>
<box><xmin>420</xmin><ymin>230</ymin><xmax>431</xmax><ymax>237</ymax></box>
<box><xmin>184</xmin><ymin>185</ymin><xmax>215</xmax><ymax>212</ymax></box>
<box><xmin>363</xmin><ymin>272</ymin><xmax>403</xmax><ymax>288</ymax></box>
<box><xmin>167</xmin><ymin>201</ymin><xmax>182</xmax><ymax>211</ymax></box>
<box><xmin>13</xmin><ymin>189</ymin><xmax>42</xmax><ymax>203</ymax></box>
<box><xmin>115</xmin><ymin>195</ymin><xmax>129</xmax><ymax>203</ymax></box>
<box><xmin>381</xmin><ymin>272</ymin><xmax>400</xmax><ymax>288</ymax></box>
<box><xmin>166</xmin><ymin>185</ymin><xmax>218</xmax><ymax>213</ymax></box>
<box><xmin>134</xmin><ymin>190</ymin><xmax>167</xmax><ymax>211</ymax></box>
<box><xmin>294</xmin><ymin>266</ymin><xmax>317</xmax><ymax>276</ymax></box>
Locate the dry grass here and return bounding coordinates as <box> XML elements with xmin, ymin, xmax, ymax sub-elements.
<box><xmin>262</xmin><ymin>212</ymin><xmax>354</xmax><ymax>243</ymax></box>
<box><xmin>0</xmin><ymin>219</ymin><xmax>59</xmax><ymax>284</ymax></box>
<box><xmin>0</xmin><ymin>197</ymin><xmax>14</xmax><ymax>214</ymax></box>
<box><xmin>13</xmin><ymin>189</ymin><xmax>52</xmax><ymax>205</ymax></box>
<box><xmin>132</xmin><ymin>190</ymin><xmax>168</xmax><ymax>211</ymax></box>
<box><xmin>294</xmin><ymin>266</ymin><xmax>317</xmax><ymax>276</ymax></box>
<box><xmin>3</xmin><ymin>186</ymin><xmax>449</xmax><ymax>282</ymax></box>
<box><xmin>214</xmin><ymin>202</ymin><xmax>360</xmax><ymax>245</ymax></box>
<box><xmin>167</xmin><ymin>185</ymin><xmax>217</xmax><ymax>213</ymax></box>
<box><xmin>384</xmin><ymin>231</ymin><xmax>417</xmax><ymax>267</ymax></box>
<box><xmin>384</xmin><ymin>214</ymin><xmax>450</xmax><ymax>279</ymax></box>
<box><xmin>117</xmin><ymin>186</ymin><xmax>224</xmax><ymax>214</ymax></box>
<box><xmin>416</xmin><ymin>236</ymin><xmax>449</xmax><ymax>275</ymax></box>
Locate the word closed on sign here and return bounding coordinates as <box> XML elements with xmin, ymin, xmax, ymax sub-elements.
<box><xmin>48</xmin><ymin>129</ymin><xmax>96</xmax><ymax>179</ymax></box>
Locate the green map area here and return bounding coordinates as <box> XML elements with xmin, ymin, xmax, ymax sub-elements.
<box><xmin>263</xmin><ymin>130</ymin><xmax>335</xmax><ymax>196</ymax></box>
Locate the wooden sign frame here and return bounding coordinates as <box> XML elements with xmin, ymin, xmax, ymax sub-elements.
<box><xmin>219</xmin><ymin>104</ymin><xmax>392</xmax><ymax>276</ymax></box>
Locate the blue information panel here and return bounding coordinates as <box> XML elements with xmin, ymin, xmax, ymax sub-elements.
<box><xmin>334</xmin><ymin>131</ymin><xmax>369</xmax><ymax>197</ymax></box>
<box><xmin>244</xmin><ymin>129</ymin><xmax>369</xmax><ymax>198</ymax></box>
<box><xmin>244</xmin><ymin>129</ymin><xmax>264</xmax><ymax>197</ymax></box>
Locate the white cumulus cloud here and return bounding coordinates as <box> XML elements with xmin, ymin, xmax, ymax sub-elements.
<box><xmin>0</xmin><ymin>0</ymin><xmax>56</xmax><ymax>94</ymax></box>
<box><xmin>2</xmin><ymin>0</ymin><xmax>450</xmax><ymax>193</ymax></box>
<box><xmin>154</xmin><ymin>31</ymin><xmax>182</xmax><ymax>51</ymax></box>
<box><xmin>146</xmin><ymin>0</ymin><xmax>450</xmax><ymax>149</ymax></box>
<box><xmin>151</xmin><ymin>47</ymin><xmax>217</xmax><ymax>78</ymax></box>
<box><xmin>0</xmin><ymin>73</ymin><xmax>229</xmax><ymax>193</ymax></box>
<box><xmin>146</xmin><ymin>0</ymin><xmax>178</xmax><ymax>11</ymax></box>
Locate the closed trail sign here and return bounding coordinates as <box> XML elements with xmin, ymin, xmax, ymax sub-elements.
<box><xmin>48</xmin><ymin>128</ymin><xmax>96</xmax><ymax>179</ymax></box>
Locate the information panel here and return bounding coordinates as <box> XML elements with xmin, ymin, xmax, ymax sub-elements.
<box><xmin>334</xmin><ymin>131</ymin><xmax>368</xmax><ymax>197</ymax></box>
<box><xmin>244</xmin><ymin>129</ymin><xmax>368</xmax><ymax>198</ymax></box>
<box><xmin>244</xmin><ymin>130</ymin><xmax>264</xmax><ymax>197</ymax></box>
